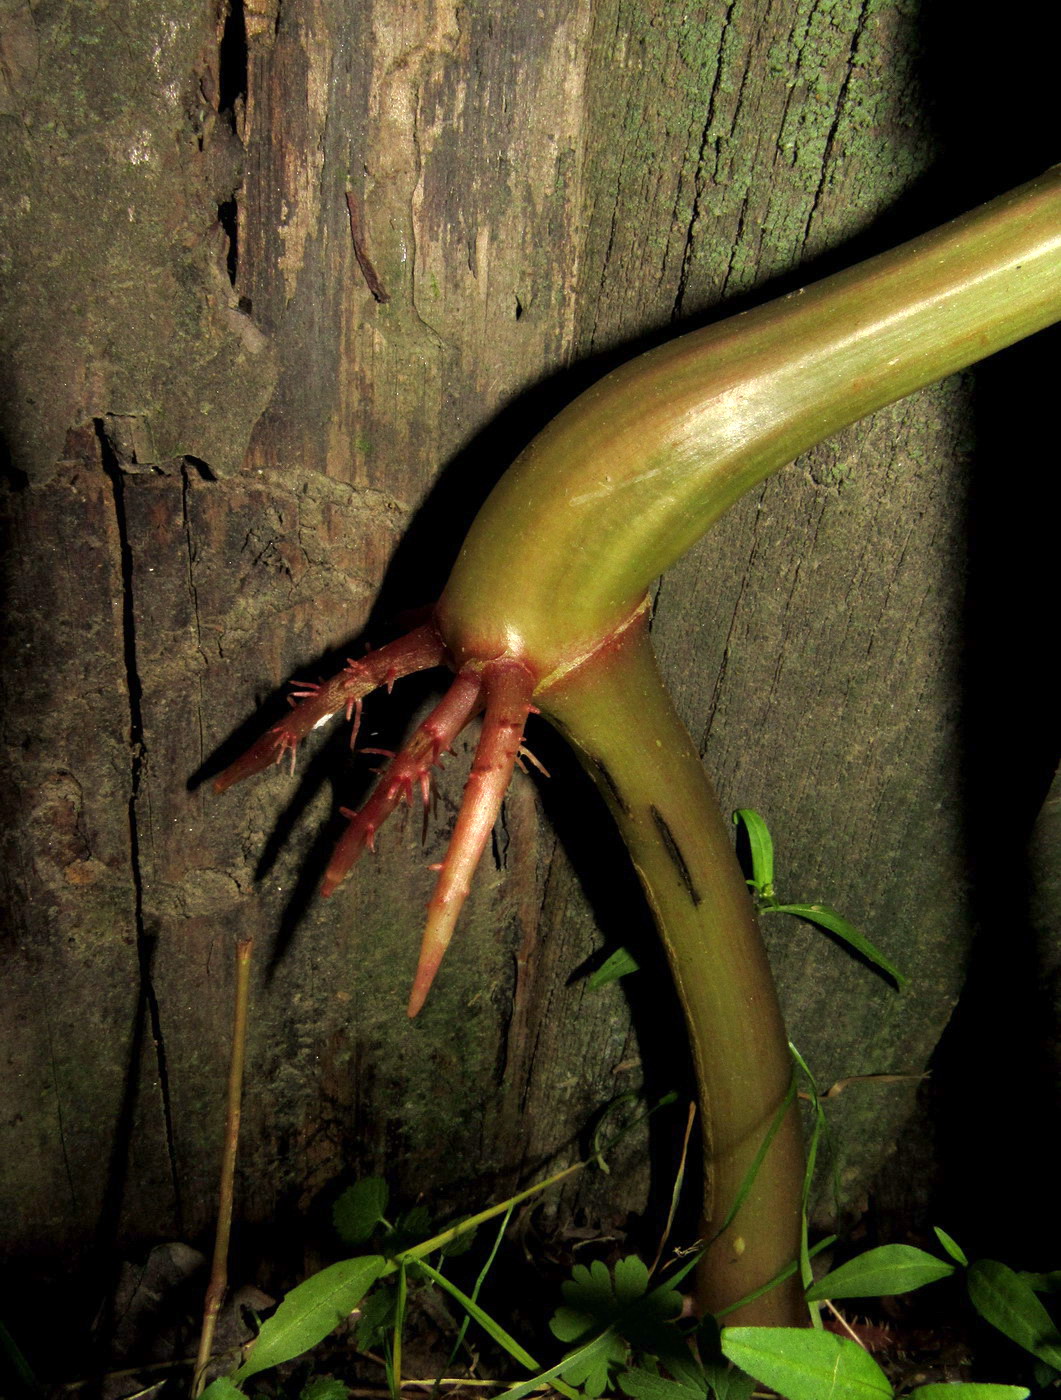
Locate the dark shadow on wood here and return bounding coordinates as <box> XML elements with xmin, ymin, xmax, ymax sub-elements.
<box><xmin>911</xmin><ymin>0</ymin><xmax>1061</xmax><ymax>1267</ymax></box>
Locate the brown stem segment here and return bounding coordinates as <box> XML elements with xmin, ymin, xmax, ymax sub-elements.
<box><xmin>408</xmin><ymin>659</ymin><xmax>537</xmax><ymax>1017</ymax></box>
<box><xmin>213</xmin><ymin>622</ymin><xmax>446</xmax><ymax>791</ymax></box>
<box><xmin>540</xmin><ymin>615</ymin><xmax>804</xmax><ymax>1326</ymax></box>
<box><xmin>321</xmin><ymin>670</ymin><xmax>485</xmax><ymax>895</ymax></box>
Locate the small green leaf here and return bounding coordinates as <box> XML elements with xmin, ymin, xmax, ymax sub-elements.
<box><xmin>233</xmin><ymin>1255</ymin><xmax>386</xmax><ymax>1382</ymax></box>
<box><xmin>549</xmin><ymin>1253</ymin><xmax>692</xmax><ymax>1393</ymax></box>
<box><xmin>1033</xmin><ymin>1358</ymin><xmax>1060</xmax><ymax>1387</ymax></box>
<box><xmin>933</xmin><ymin>1226</ymin><xmax>969</xmax><ymax>1267</ymax></box>
<box><xmin>439</xmin><ymin>1216</ymin><xmax>477</xmax><ymax>1256</ymax></box>
<box><xmin>198</xmin><ymin>1380</ymin><xmax>245</xmax><ymax>1400</ymax></box>
<box><xmin>1020</xmin><ymin>1269</ymin><xmax>1061</xmax><ymax>1294</ymax></box>
<box><xmin>589</xmin><ymin>946</ymin><xmax>641</xmax><ymax>989</ymax></box>
<box><xmin>966</xmin><ymin>1259</ymin><xmax>1061</xmax><ymax>1370</ymax></box>
<box><xmin>333</xmin><ymin>1178</ymin><xmax>389</xmax><ymax>1247</ymax></box>
<box><xmin>699</xmin><ymin>1359</ymin><xmax>757</xmax><ymax>1400</ymax></box>
<box><xmin>300</xmin><ymin>1378</ymin><xmax>350</xmax><ymax>1400</ymax></box>
<box><xmin>386</xmin><ymin>1204</ymin><xmax>433</xmax><ymax>1255</ymax></box>
<box><xmin>908</xmin><ymin>1385</ymin><xmax>1030</xmax><ymax>1398</ymax></box>
<box><xmin>619</xmin><ymin>1366</ymin><xmax>706</xmax><ymax>1400</ymax></box>
<box><xmin>0</xmin><ymin>1318</ymin><xmax>39</xmax><ymax>1398</ymax></box>
<box><xmin>721</xmin><ymin>1326</ymin><xmax>893</xmax><ymax>1400</ymax></box>
<box><xmin>494</xmin><ymin>1334</ymin><xmax>616</xmax><ymax>1400</ymax></box>
<box><xmin>559</xmin><ymin>1330</ymin><xmax>628</xmax><ymax>1397</ymax></box>
<box><xmin>806</xmin><ymin>1245</ymin><xmax>953</xmax><ymax>1300</ymax></box>
<box><xmin>733</xmin><ymin>809</ymin><xmax>775</xmax><ymax>898</ymax></box>
<box><xmin>767</xmin><ymin>904</ymin><xmax>908</xmax><ymax>989</ymax></box>
<box><xmin>355</xmin><ymin>1285</ymin><xmax>396</xmax><ymax>1351</ymax></box>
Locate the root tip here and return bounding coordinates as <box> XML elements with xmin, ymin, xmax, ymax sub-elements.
<box><xmin>406</xmin><ymin>947</ymin><xmax>442</xmax><ymax>1018</ymax></box>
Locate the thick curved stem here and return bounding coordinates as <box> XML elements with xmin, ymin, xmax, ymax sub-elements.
<box><xmin>442</xmin><ymin>167</ymin><xmax>1061</xmax><ymax>676</ymax></box>
<box><xmin>541</xmin><ymin>614</ymin><xmax>804</xmax><ymax>1326</ymax></box>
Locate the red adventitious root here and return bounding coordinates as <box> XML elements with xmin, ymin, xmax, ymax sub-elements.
<box><xmin>408</xmin><ymin>659</ymin><xmax>536</xmax><ymax>1018</ymax></box>
<box><xmin>215</xmin><ymin>621</ymin><xmax>538</xmax><ymax>1016</ymax></box>
<box><xmin>320</xmin><ymin>670</ymin><xmax>485</xmax><ymax>896</ymax></box>
<box><xmin>213</xmin><ymin>623</ymin><xmax>445</xmax><ymax>792</ymax></box>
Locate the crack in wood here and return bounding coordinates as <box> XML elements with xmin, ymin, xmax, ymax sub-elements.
<box><xmin>96</xmin><ymin>421</ymin><xmax>184</xmax><ymax>1228</ymax></box>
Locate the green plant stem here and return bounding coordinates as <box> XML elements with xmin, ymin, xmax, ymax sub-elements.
<box><xmin>441</xmin><ymin>167</ymin><xmax>1061</xmax><ymax>678</ymax></box>
<box><xmin>192</xmin><ymin>936</ymin><xmax>254</xmax><ymax>1398</ymax></box>
<box><xmin>541</xmin><ymin>615</ymin><xmax>805</xmax><ymax>1326</ymax></box>
<box><xmin>390</xmin><ymin>1161</ymin><xmax>583</xmax><ymax>1267</ymax></box>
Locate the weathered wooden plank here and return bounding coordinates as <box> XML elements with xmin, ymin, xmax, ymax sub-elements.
<box><xmin>0</xmin><ymin>443</ymin><xmax>176</xmax><ymax>1259</ymax></box>
<box><xmin>2</xmin><ymin>0</ymin><xmax>1055</xmax><ymax>1283</ymax></box>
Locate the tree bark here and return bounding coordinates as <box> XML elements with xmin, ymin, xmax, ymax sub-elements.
<box><xmin>1</xmin><ymin>0</ymin><xmax>1057</xmax><ymax>1290</ymax></box>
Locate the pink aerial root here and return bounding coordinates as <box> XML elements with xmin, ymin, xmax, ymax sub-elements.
<box><xmin>215</xmin><ymin>621</ymin><xmax>538</xmax><ymax>1016</ymax></box>
<box><xmin>213</xmin><ymin>623</ymin><xmax>445</xmax><ymax>793</ymax></box>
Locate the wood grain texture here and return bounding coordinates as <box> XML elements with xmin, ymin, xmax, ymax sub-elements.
<box><xmin>1</xmin><ymin>0</ymin><xmax>1057</xmax><ymax>1287</ymax></box>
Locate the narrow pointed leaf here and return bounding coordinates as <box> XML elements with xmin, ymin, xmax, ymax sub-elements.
<box><xmin>722</xmin><ymin>1326</ymin><xmax>892</xmax><ymax>1399</ymax></box>
<box><xmin>589</xmin><ymin>946</ymin><xmax>641</xmax><ymax>989</ymax></box>
<box><xmin>933</xmin><ymin>1226</ymin><xmax>969</xmax><ymax>1267</ymax></box>
<box><xmin>732</xmin><ymin>809</ymin><xmax>775</xmax><ymax>897</ymax></box>
<box><xmin>966</xmin><ymin>1259</ymin><xmax>1061</xmax><ymax>1369</ymax></box>
<box><xmin>769</xmin><ymin>903</ymin><xmax>908</xmax><ymax>988</ymax></box>
<box><xmin>908</xmin><ymin>1385</ymin><xmax>1030</xmax><ymax>1397</ymax></box>
<box><xmin>767</xmin><ymin>904</ymin><xmax>907</xmax><ymax>988</ymax></box>
<box><xmin>233</xmin><ymin>1255</ymin><xmax>386</xmax><ymax>1381</ymax></box>
<box><xmin>807</xmin><ymin>1244</ymin><xmax>953</xmax><ymax>1300</ymax></box>
<box><xmin>412</xmin><ymin>1257</ymin><xmax>549</xmax><ymax>1377</ymax></box>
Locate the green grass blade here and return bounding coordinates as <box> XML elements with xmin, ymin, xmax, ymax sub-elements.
<box><xmin>713</xmin><ymin>1236</ymin><xmax>836</xmax><ymax>1319</ymax></box>
<box><xmin>412</xmin><ymin>1258</ymin><xmax>540</xmax><ymax>1372</ymax></box>
<box><xmin>392</xmin><ymin>1162</ymin><xmax>582</xmax><ymax>1264</ymax></box>
<box><xmin>493</xmin><ymin>1333</ymin><xmax>617</xmax><ymax>1400</ymax></box>
<box><xmin>445</xmin><ymin>1204</ymin><xmax>515</xmax><ymax>1373</ymax></box>
<box><xmin>732</xmin><ymin>810</ymin><xmax>775</xmax><ymax>898</ymax></box>
<box><xmin>767</xmin><ymin>905</ymin><xmax>907</xmax><ymax>989</ymax></box>
<box><xmin>589</xmin><ymin>946</ymin><xmax>641</xmax><ymax>988</ymax></box>
<box><xmin>390</xmin><ymin>1261</ymin><xmax>408</xmax><ymax>1400</ymax></box>
<box><xmin>0</xmin><ymin>1318</ymin><xmax>39</xmax><ymax>1398</ymax></box>
<box><xmin>708</xmin><ymin>1074</ymin><xmax>797</xmax><ymax>1243</ymax></box>
<box><xmin>788</xmin><ymin>1042</ymin><xmax>830</xmax><ymax>1325</ymax></box>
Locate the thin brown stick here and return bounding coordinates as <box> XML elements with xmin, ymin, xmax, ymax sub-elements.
<box><xmin>823</xmin><ymin>1297</ymin><xmax>866</xmax><ymax>1348</ymax></box>
<box><xmin>648</xmin><ymin>1100</ymin><xmax>696</xmax><ymax>1277</ymax></box>
<box><xmin>192</xmin><ymin>936</ymin><xmax>254</xmax><ymax>1397</ymax></box>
